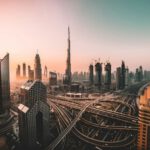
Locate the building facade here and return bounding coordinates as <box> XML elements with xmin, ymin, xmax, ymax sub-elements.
<box><xmin>49</xmin><ymin>72</ymin><xmax>57</xmax><ymax>86</ymax></box>
<box><xmin>16</xmin><ymin>64</ymin><xmax>21</xmax><ymax>79</ymax></box>
<box><xmin>89</xmin><ymin>64</ymin><xmax>94</xmax><ymax>85</ymax></box>
<box><xmin>23</xmin><ymin>63</ymin><xmax>26</xmax><ymax>78</ymax></box>
<box><xmin>137</xmin><ymin>85</ymin><xmax>150</xmax><ymax>150</ymax></box>
<box><xmin>0</xmin><ymin>53</ymin><xmax>10</xmax><ymax>114</ymax></box>
<box><xmin>18</xmin><ymin>80</ymin><xmax>50</xmax><ymax>149</ymax></box>
<box><xmin>116</xmin><ymin>61</ymin><xmax>126</xmax><ymax>90</ymax></box>
<box><xmin>95</xmin><ymin>62</ymin><xmax>102</xmax><ymax>88</ymax></box>
<box><xmin>28</xmin><ymin>65</ymin><xmax>34</xmax><ymax>81</ymax></box>
<box><xmin>104</xmin><ymin>62</ymin><xmax>111</xmax><ymax>89</ymax></box>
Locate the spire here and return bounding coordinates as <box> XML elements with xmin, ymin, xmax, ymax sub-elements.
<box><xmin>68</xmin><ymin>26</ymin><xmax>70</xmax><ymax>39</ymax></box>
<box><xmin>64</xmin><ymin>26</ymin><xmax>71</xmax><ymax>85</ymax></box>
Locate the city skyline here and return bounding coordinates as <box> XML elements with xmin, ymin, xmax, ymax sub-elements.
<box><xmin>1</xmin><ymin>1</ymin><xmax>150</xmax><ymax>150</ymax></box>
<box><xmin>0</xmin><ymin>0</ymin><xmax>150</xmax><ymax>80</ymax></box>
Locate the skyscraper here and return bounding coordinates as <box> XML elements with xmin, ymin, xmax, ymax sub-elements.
<box><xmin>28</xmin><ymin>65</ymin><xmax>34</xmax><ymax>81</ymax></box>
<box><xmin>18</xmin><ymin>80</ymin><xmax>50</xmax><ymax>149</ymax></box>
<box><xmin>23</xmin><ymin>63</ymin><xmax>26</xmax><ymax>78</ymax></box>
<box><xmin>0</xmin><ymin>53</ymin><xmax>10</xmax><ymax>114</ymax></box>
<box><xmin>95</xmin><ymin>62</ymin><xmax>102</xmax><ymax>88</ymax></box>
<box><xmin>135</xmin><ymin>66</ymin><xmax>144</xmax><ymax>82</ymax></box>
<box><xmin>89</xmin><ymin>64</ymin><xmax>94</xmax><ymax>85</ymax></box>
<box><xmin>137</xmin><ymin>84</ymin><xmax>150</xmax><ymax>150</ymax></box>
<box><xmin>28</xmin><ymin>65</ymin><xmax>31</xmax><ymax>77</ymax></box>
<box><xmin>104</xmin><ymin>62</ymin><xmax>111</xmax><ymax>89</ymax></box>
<box><xmin>34</xmin><ymin>53</ymin><xmax>42</xmax><ymax>80</ymax></box>
<box><xmin>139</xmin><ymin>66</ymin><xmax>144</xmax><ymax>81</ymax></box>
<box><xmin>116</xmin><ymin>61</ymin><xmax>126</xmax><ymax>90</ymax></box>
<box><xmin>121</xmin><ymin>61</ymin><xmax>126</xmax><ymax>89</ymax></box>
<box><xmin>49</xmin><ymin>72</ymin><xmax>57</xmax><ymax>86</ymax></box>
<box><xmin>44</xmin><ymin>65</ymin><xmax>48</xmax><ymax>78</ymax></box>
<box><xmin>64</xmin><ymin>27</ymin><xmax>71</xmax><ymax>85</ymax></box>
<box><xmin>116</xmin><ymin>67</ymin><xmax>121</xmax><ymax>90</ymax></box>
<box><xmin>125</xmin><ymin>67</ymin><xmax>129</xmax><ymax>87</ymax></box>
<box><xmin>16</xmin><ymin>64</ymin><xmax>21</xmax><ymax>79</ymax></box>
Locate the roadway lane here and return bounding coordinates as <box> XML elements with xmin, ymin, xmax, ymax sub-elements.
<box><xmin>46</xmin><ymin>98</ymin><xmax>100</xmax><ymax>150</ymax></box>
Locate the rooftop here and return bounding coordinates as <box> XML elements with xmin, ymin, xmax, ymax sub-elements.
<box><xmin>18</xmin><ymin>103</ymin><xmax>29</xmax><ymax>113</ymax></box>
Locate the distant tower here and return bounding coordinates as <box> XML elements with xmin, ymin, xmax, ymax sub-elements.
<box><xmin>0</xmin><ymin>53</ymin><xmax>10</xmax><ymax>114</ymax></box>
<box><xmin>18</xmin><ymin>80</ymin><xmax>50</xmax><ymax>149</ymax></box>
<box><xmin>23</xmin><ymin>63</ymin><xmax>26</xmax><ymax>78</ymax></box>
<box><xmin>137</xmin><ymin>84</ymin><xmax>150</xmax><ymax>150</ymax></box>
<box><xmin>49</xmin><ymin>72</ymin><xmax>57</xmax><ymax>86</ymax></box>
<box><xmin>139</xmin><ymin>66</ymin><xmax>143</xmax><ymax>81</ymax></box>
<box><xmin>116</xmin><ymin>61</ymin><xmax>126</xmax><ymax>90</ymax></box>
<box><xmin>34</xmin><ymin>53</ymin><xmax>42</xmax><ymax>80</ymax></box>
<box><xmin>64</xmin><ymin>27</ymin><xmax>71</xmax><ymax>85</ymax></box>
<box><xmin>135</xmin><ymin>68</ymin><xmax>139</xmax><ymax>82</ymax></box>
<box><xmin>28</xmin><ymin>65</ymin><xmax>34</xmax><ymax>81</ymax></box>
<box><xmin>116</xmin><ymin>67</ymin><xmax>121</xmax><ymax>90</ymax></box>
<box><xmin>105</xmin><ymin>62</ymin><xmax>111</xmax><ymax>89</ymax></box>
<box><xmin>16</xmin><ymin>64</ymin><xmax>21</xmax><ymax>79</ymax></box>
<box><xmin>29</xmin><ymin>70</ymin><xmax>34</xmax><ymax>81</ymax></box>
<box><xmin>121</xmin><ymin>61</ymin><xmax>126</xmax><ymax>89</ymax></box>
<box><xmin>95</xmin><ymin>62</ymin><xmax>102</xmax><ymax>88</ymax></box>
<box><xmin>125</xmin><ymin>67</ymin><xmax>129</xmax><ymax>87</ymax></box>
<box><xmin>44</xmin><ymin>66</ymin><xmax>48</xmax><ymax>78</ymax></box>
<box><xmin>28</xmin><ymin>65</ymin><xmax>31</xmax><ymax>77</ymax></box>
<box><xmin>89</xmin><ymin>64</ymin><xmax>94</xmax><ymax>85</ymax></box>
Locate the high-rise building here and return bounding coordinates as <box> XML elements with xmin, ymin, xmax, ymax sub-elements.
<box><xmin>121</xmin><ymin>61</ymin><xmax>126</xmax><ymax>89</ymax></box>
<box><xmin>139</xmin><ymin>66</ymin><xmax>144</xmax><ymax>81</ymax></box>
<box><xmin>135</xmin><ymin>68</ymin><xmax>140</xmax><ymax>82</ymax></box>
<box><xmin>34</xmin><ymin>53</ymin><xmax>42</xmax><ymax>80</ymax></box>
<box><xmin>135</xmin><ymin>66</ymin><xmax>144</xmax><ymax>82</ymax></box>
<box><xmin>137</xmin><ymin>84</ymin><xmax>150</xmax><ymax>150</ymax></box>
<box><xmin>125</xmin><ymin>67</ymin><xmax>129</xmax><ymax>87</ymax></box>
<box><xmin>16</xmin><ymin>64</ymin><xmax>21</xmax><ymax>79</ymax></box>
<box><xmin>29</xmin><ymin>71</ymin><xmax>34</xmax><ymax>81</ymax></box>
<box><xmin>116</xmin><ymin>61</ymin><xmax>126</xmax><ymax>90</ymax></box>
<box><xmin>44</xmin><ymin>66</ymin><xmax>48</xmax><ymax>78</ymax></box>
<box><xmin>49</xmin><ymin>72</ymin><xmax>57</xmax><ymax>86</ymax></box>
<box><xmin>116</xmin><ymin>67</ymin><xmax>121</xmax><ymax>90</ymax></box>
<box><xmin>28</xmin><ymin>65</ymin><xmax>34</xmax><ymax>81</ymax></box>
<box><xmin>0</xmin><ymin>53</ymin><xmax>10</xmax><ymax>114</ymax></box>
<box><xmin>18</xmin><ymin>80</ymin><xmax>50</xmax><ymax>149</ymax></box>
<box><xmin>104</xmin><ymin>62</ymin><xmax>111</xmax><ymax>89</ymax></box>
<box><xmin>28</xmin><ymin>65</ymin><xmax>31</xmax><ymax>77</ymax></box>
<box><xmin>64</xmin><ymin>27</ymin><xmax>71</xmax><ymax>85</ymax></box>
<box><xmin>23</xmin><ymin>63</ymin><xmax>26</xmax><ymax>78</ymax></box>
<box><xmin>89</xmin><ymin>64</ymin><xmax>94</xmax><ymax>85</ymax></box>
<box><xmin>95</xmin><ymin>62</ymin><xmax>102</xmax><ymax>88</ymax></box>
<box><xmin>144</xmin><ymin>70</ymin><xmax>150</xmax><ymax>81</ymax></box>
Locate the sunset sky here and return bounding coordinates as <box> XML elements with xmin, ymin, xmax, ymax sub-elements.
<box><xmin>0</xmin><ymin>0</ymin><xmax>150</xmax><ymax>79</ymax></box>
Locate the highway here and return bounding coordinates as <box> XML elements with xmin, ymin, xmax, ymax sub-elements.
<box><xmin>50</xmin><ymin>98</ymin><xmax>138</xmax><ymax>125</ymax></box>
<box><xmin>0</xmin><ymin>114</ymin><xmax>16</xmax><ymax>136</ymax></box>
<box><xmin>46</xmin><ymin>98</ymin><xmax>100</xmax><ymax>150</ymax></box>
<box><xmin>47</xmin><ymin>89</ymin><xmax>139</xmax><ymax>149</ymax></box>
<box><xmin>51</xmin><ymin>102</ymin><xmax>137</xmax><ymax>149</ymax></box>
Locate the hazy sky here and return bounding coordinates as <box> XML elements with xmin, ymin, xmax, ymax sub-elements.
<box><xmin>0</xmin><ymin>0</ymin><xmax>150</xmax><ymax>79</ymax></box>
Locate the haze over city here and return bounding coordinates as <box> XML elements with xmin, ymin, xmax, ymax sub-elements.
<box><xmin>0</xmin><ymin>0</ymin><xmax>150</xmax><ymax>80</ymax></box>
